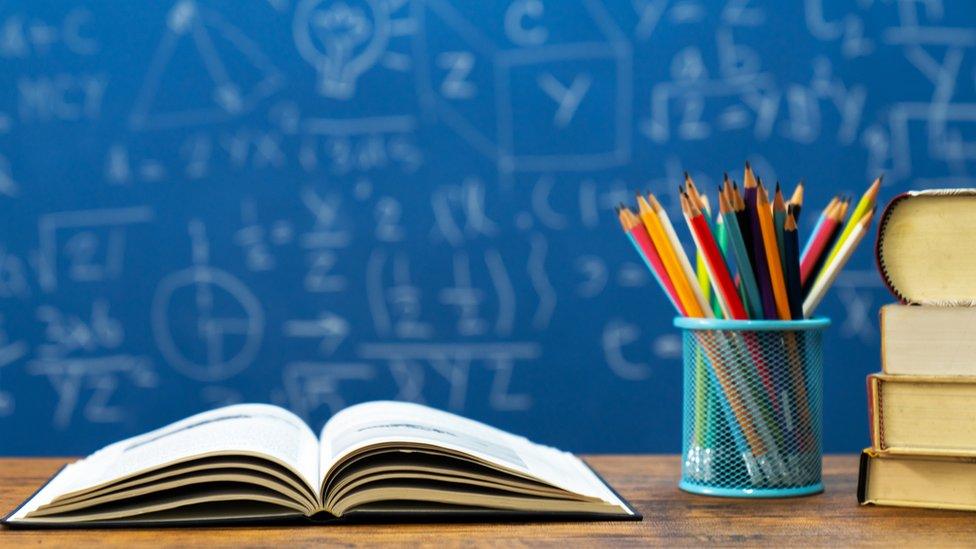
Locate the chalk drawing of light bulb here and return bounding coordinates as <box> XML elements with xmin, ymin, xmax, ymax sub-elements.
<box><xmin>293</xmin><ymin>0</ymin><xmax>390</xmax><ymax>99</ymax></box>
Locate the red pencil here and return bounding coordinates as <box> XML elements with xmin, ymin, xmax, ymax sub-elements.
<box><xmin>619</xmin><ymin>207</ymin><xmax>687</xmax><ymax>315</ymax></box>
<box><xmin>799</xmin><ymin>200</ymin><xmax>842</xmax><ymax>286</ymax></box>
<box><xmin>681</xmin><ymin>194</ymin><xmax>748</xmax><ymax>320</ymax></box>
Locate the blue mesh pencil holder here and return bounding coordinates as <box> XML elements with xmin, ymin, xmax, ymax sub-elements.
<box><xmin>675</xmin><ymin>317</ymin><xmax>829</xmax><ymax>498</ymax></box>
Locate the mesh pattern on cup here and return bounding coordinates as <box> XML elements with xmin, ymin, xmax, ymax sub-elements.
<box><xmin>681</xmin><ymin>326</ymin><xmax>824</xmax><ymax>492</ymax></box>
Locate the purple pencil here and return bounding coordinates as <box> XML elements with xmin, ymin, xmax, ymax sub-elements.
<box><xmin>744</xmin><ymin>165</ymin><xmax>777</xmax><ymax>320</ymax></box>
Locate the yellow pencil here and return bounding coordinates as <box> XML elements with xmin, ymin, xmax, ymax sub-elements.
<box><xmin>648</xmin><ymin>194</ymin><xmax>714</xmax><ymax>318</ymax></box>
<box><xmin>820</xmin><ymin>175</ymin><xmax>881</xmax><ymax>271</ymax></box>
<box><xmin>638</xmin><ymin>195</ymin><xmax>704</xmax><ymax>317</ymax></box>
<box><xmin>756</xmin><ymin>183</ymin><xmax>792</xmax><ymax>321</ymax></box>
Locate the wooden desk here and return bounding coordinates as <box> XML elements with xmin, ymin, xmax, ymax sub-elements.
<box><xmin>1</xmin><ymin>455</ymin><xmax>973</xmax><ymax>546</ymax></box>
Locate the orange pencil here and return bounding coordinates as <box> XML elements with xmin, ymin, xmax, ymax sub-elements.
<box><xmin>638</xmin><ymin>195</ymin><xmax>705</xmax><ymax>317</ymax></box>
<box><xmin>756</xmin><ymin>183</ymin><xmax>792</xmax><ymax>321</ymax></box>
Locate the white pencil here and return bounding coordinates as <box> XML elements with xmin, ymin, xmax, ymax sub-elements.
<box><xmin>649</xmin><ymin>194</ymin><xmax>714</xmax><ymax>318</ymax></box>
<box><xmin>802</xmin><ymin>210</ymin><xmax>874</xmax><ymax>318</ymax></box>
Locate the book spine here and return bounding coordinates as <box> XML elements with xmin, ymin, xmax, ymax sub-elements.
<box><xmin>874</xmin><ymin>192</ymin><xmax>910</xmax><ymax>304</ymax></box>
<box><xmin>879</xmin><ymin>306</ymin><xmax>888</xmax><ymax>375</ymax></box>
<box><xmin>857</xmin><ymin>451</ymin><xmax>870</xmax><ymax>505</ymax></box>
<box><xmin>867</xmin><ymin>375</ymin><xmax>882</xmax><ymax>451</ymax></box>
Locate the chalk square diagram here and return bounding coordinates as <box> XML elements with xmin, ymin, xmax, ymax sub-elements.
<box><xmin>414</xmin><ymin>0</ymin><xmax>632</xmax><ymax>174</ymax></box>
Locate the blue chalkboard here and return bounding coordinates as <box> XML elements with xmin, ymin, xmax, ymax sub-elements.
<box><xmin>1</xmin><ymin>0</ymin><xmax>975</xmax><ymax>455</ymax></box>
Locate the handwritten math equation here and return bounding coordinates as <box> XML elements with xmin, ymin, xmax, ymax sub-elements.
<box><xmin>0</xmin><ymin>0</ymin><xmax>972</xmax><ymax>449</ymax></box>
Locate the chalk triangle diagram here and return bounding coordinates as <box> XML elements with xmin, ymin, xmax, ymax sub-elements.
<box><xmin>129</xmin><ymin>0</ymin><xmax>284</xmax><ymax>131</ymax></box>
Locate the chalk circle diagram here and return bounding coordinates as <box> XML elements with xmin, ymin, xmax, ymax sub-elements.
<box><xmin>129</xmin><ymin>0</ymin><xmax>284</xmax><ymax>130</ymax></box>
<box><xmin>152</xmin><ymin>266</ymin><xmax>264</xmax><ymax>382</ymax></box>
<box><xmin>293</xmin><ymin>0</ymin><xmax>390</xmax><ymax>99</ymax></box>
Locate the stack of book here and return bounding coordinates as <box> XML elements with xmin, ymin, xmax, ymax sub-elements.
<box><xmin>859</xmin><ymin>189</ymin><xmax>976</xmax><ymax>511</ymax></box>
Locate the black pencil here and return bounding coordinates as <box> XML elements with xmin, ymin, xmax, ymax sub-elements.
<box><xmin>729</xmin><ymin>177</ymin><xmax>756</xmax><ymax>273</ymax></box>
<box><xmin>783</xmin><ymin>212</ymin><xmax>803</xmax><ymax>320</ymax></box>
<box><xmin>789</xmin><ymin>181</ymin><xmax>804</xmax><ymax>225</ymax></box>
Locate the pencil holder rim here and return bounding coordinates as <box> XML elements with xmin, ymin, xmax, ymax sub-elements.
<box><xmin>673</xmin><ymin>317</ymin><xmax>830</xmax><ymax>331</ymax></box>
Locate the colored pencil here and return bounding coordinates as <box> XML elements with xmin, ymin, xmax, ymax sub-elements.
<box><xmin>618</xmin><ymin>207</ymin><xmax>685</xmax><ymax>315</ymax></box>
<box><xmin>648</xmin><ymin>194</ymin><xmax>714</xmax><ymax>318</ymax></box>
<box><xmin>838</xmin><ymin>196</ymin><xmax>851</xmax><ymax>220</ymax></box>
<box><xmin>681</xmin><ymin>194</ymin><xmax>748</xmax><ymax>320</ymax></box>
<box><xmin>719</xmin><ymin>189</ymin><xmax>763</xmax><ymax>319</ymax></box>
<box><xmin>615</xmin><ymin>165</ymin><xmax>876</xmax><ymax>321</ymax></box>
<box><xmin>803</xmin><ymin>209</ymin><xmax>875</xmax><ymax>317</ymax></box>
<box><xmin>803</xmin><ymin>197</ymin><xmax>849</xmax><ymax>296</ymax></box>
<box><xmin>819</xmin><ymin>175</ymin><xmax>881</xmax><ymax>274</ymax></box>
<box><xmin>783</xmin><ymin>212</ymin><xmax>803</xmax><ymax>320</ymax></box>
<box><xmin>756</xmin><ymin>183</ymin><xmax>792</xmax><ymax>321</ymax></box>
<box><xmin>730</xmin><ymin>178</ymin><xmax>757</xmax><ymax>274</ymax></box>
<box><xmin>772</xmin><ymin>183</ymin><xmax>788</xmax><ymax>279</ymax></box>
<box><xmin>638</xmin><ymin>195</ymin><xmax>705</xmax><ymax>318</ymax></box>
<box><xmin>744</xmin><ymin>169</ymin><xmax>777</xmax><ymax>319</ymax></box>
<box><xmin>697</xmin><ymin>195</ymin><xmax>723</xmax><ymax>317</ymax></box>
<box><xmin>800</xmin><ymin>196</ymin><xmax>837</xmax><ymax>259</ymax></box>
<box><xmin>714</xmin><ymin>209</ymin><xmax>729</xmax><ymax>318</ymax></box>
<box><xmin>614</xmin><ymin>165</ymin><xmax>879</xmax><ymax>486</ymax></box>
<box><xmin>696</xmin><ymin>245</ymin><xmax>714</xmax><ymax>316</ymax></box>
<box><xmin>789</xmin><ymin>181</ymin><xmax>804</xmax><ymax>224</ymax></box>
<box><xmin>686</xmin><ymin>174</ymin><xmax>720</xmax><ymax>237</ymax></box>
<box><xmin>685</xmin><ymin>176</ymin><xmax>726</xmax><ymax>313</ymax></box>
<box><xmin>799</xmin><ymin>200</ymin><xmax>842</xmax><ymax>287</ymax></box>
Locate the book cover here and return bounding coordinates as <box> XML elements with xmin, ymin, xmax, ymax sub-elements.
<box><xmin>868</xmin><ymin>374</ymin><xmax>976</xmax><ymax>457</ymax></box>
<box><xmin>875</xmin><ymin>189</ymin><xmax>976</xmax><ymax>305</ymax></box>
<box><xmin>880</xmin><ymin>305</ymin><xmax>976</xmax><ymax>375</ymax></box>
<box><xmin>858</xmin><ymin>450</ymin><xmax>976</xmax><ymax>511</ymax></box>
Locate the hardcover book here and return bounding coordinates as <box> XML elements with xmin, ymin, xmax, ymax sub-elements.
<box><xmin>880</xmin><ymin>304</ymin><xmax>976</xmax><ymax>376</ymax></box>
<box><xmin>875</xmin><ymin>188</ymin><xmax>976</xmax><ymax>305</ymax></box>
<box><xmin>868</xmin><ymin>374</ymin><xmax>976</xmax><ymax>456</ymax></box>
<box><xmin>4</xmin><ymin>402</ymin><xmax>639</xmax><ymax>527</ymax></box>
<box><xmin>858</xmin><ymin>451</ymin><xmax>976</xmax><ymax>511</ymax></box>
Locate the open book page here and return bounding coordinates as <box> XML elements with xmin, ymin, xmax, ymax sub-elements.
<box><xmin>10</xmin><ymin>404</ymin><xmax>319</xmax><ymax>520</ymax></box>
<box><xmin>318</xmin><ymin>401</ymin><xmax>629</xmax><ymax>511</ymax></box>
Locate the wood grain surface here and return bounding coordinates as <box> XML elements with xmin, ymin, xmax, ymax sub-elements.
<box><xmin>1</xmin><ymin>455</ymin><xmax>973</xmax><ymax>547</ymax></box>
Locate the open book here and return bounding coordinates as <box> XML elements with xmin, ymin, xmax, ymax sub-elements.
<box><xmin>4</xmin><ymin>402</ymin><xmax>638</xmax><ymax>527</ymax></box>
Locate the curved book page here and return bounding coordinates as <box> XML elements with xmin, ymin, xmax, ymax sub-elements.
<box><xmin>318</xmin><ymin>401</ymin><xmax>632</xmax><ymax>515</ymax></box>
<box><xmin>9</xmin><ymin>404</ymin><xmax>319</xmax><ymax>522</ymax></box>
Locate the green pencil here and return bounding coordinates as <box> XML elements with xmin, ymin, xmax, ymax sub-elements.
<box><xmin>719</xmin><ymin>189</ymin><xmax>762</xmax><ymax>319</ymax></box>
